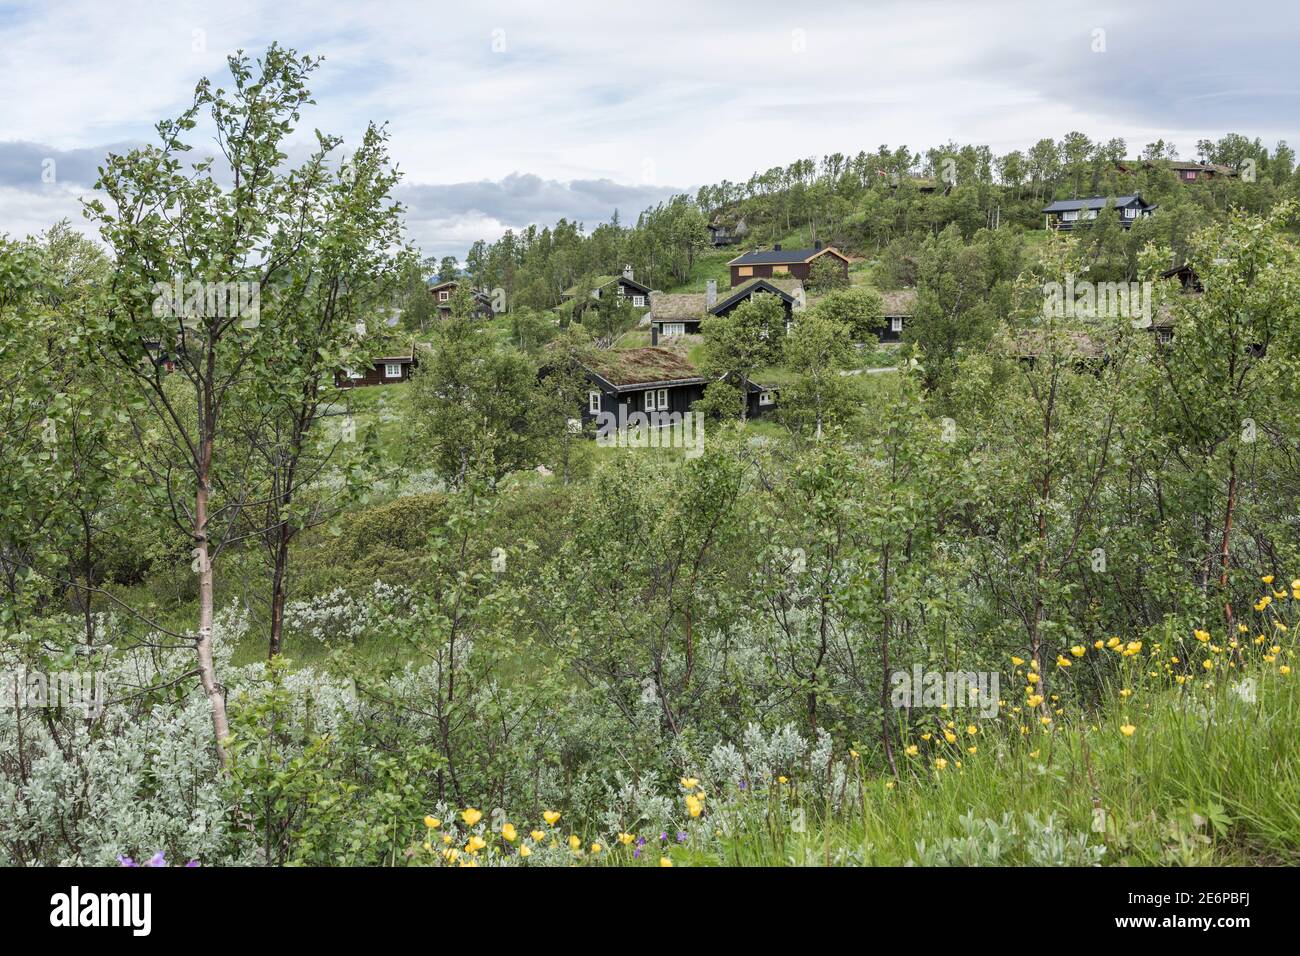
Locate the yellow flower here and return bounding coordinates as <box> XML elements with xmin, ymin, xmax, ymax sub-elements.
<box><xmin>1123</xmin><ymin>641</ymin><xmax>1142</xmax><ymax>657</ymax></box>
<box><xmin>1011</xmin><ymin>656</ymin><xmax>1025</xmax><ymax>666</ymax></box>
<box><xmin>1026</xmin><ymin>694</ymin><xmax>1044</xmax><ymax>708</ymax></box>
<box><xmin>680</xmin><ymin>777</ymin><xmax>700</xmax><ymax>789</ymax></box>
<box><xmin>1028</xmin><ymin>749</ymin><xmax>1040</xmax><ymax>758</ymax></box>
<box><xmin>1262</xmin><ymin>574</ymin><xmax>1274</xmax><ymax>585</ymax></box>
<box><xmin>885</xmin><ymin>780</ymin><xmax>896</xmax><ymax>790</ymax></box>
<box><xmin>686</xmin><ymin>794</ymin><xmax>704</xmax><ymax>818</ymax></box>
<box><xmin>1194</xmin><ymin>629</ymin><xmax>1210</xmax><ymax>643</ymax></box>
<box><xmin>1106</xmin><ymin>637</ymin><xmax>1121</xmax><ymax>649</ymax></box>
<box><xmin>1119</xmin><ymin>688</ymin><xmax>1132</xmax><ymax>698</ymax></box>
<box><xmin>1237</xmin><ymin>623</ymin><xmax>1248</xmax><ymax>633</ymax></box>
<box><xmin>966</xmin><ymin>724</ymin><xmax>978</xmax><ymax>735</ymax></box>
<box><xmin>1255</xmin><ymin>596</ymin><xmax>1272</xmax><ymax>612</ymax></box>
<box><xmin>1120</xmin><ymin>723</ymin><xmax>1136</xmax><ymax>737</ymax></box>
<box><xmin>422</xmin><ymin>841</ymin><xmax>432</xmax><ymax>851</ymax></box>
<box><xmin>967</xmin><ymin>745</ymin><xmax>977</xmax><ymax>754</ymax></box>
<box><xmin>777</xmin><ymin>775</ymin><xmax>788</xmax><ymax>784</ymax></box>
<box><xmin>530</xmin><ymin>829</ymin><xmax>545</xmax><ymax>842</ymax></box>
<box><xmin>501</xmin><ymin>823</ymin><xmax>517</xmax><ymax>842</ymax></box>
<box><xmin>1026</xmin><ymin>672</ymin><xmax>1040</xmax><ymax>684</ymax></box>
<box><xmin>943</xmin><ymin>730</ymin><xmax>957</xmax><ymax>744</ymax></box>
<box><xmin>1203</xmin><ymin>659</ymin><xmax>1214</xmax><ymax>670</ymax></box>
<box><xmin>1175</xmin><ymin>675</ymin><xmax>1187</xmax><ymax>685</ymax></box>
<box><xmin>1281</xmin><ymin>666</ymin><xmax>1292</xmax><ymax>676</ymax></box>
<box><xmin>850</xmin><ymin>749</ymin><xmax>860</xmax><ymax>759</ymax></box>
<box><xmin>659</xmin><ymin>857</ymin><xmax>674</xmax><ymax>867</ymax></box>
<box><xmin>1274</xmin><ymin>621</ymin><xmax>1289</xmax><ymax>632</ymax></box>
<box><xmin>519</xmin><ymin>844</ymin><xmax>532</xmax><ymax>858</ymax></box>
<box><xmin>460</xmin><ymin>808</ymin><xmax>483</xmax><ymax>827</ymax></box>
<box><xmin>618</xmin><ymin>832</ymin><xmax>635</xmax><ymax>846</ymax></box>
<box><xmin>543</xmin><ymin>810</ymin><xmax>561</xmax><ymax>826</ymax></box>
<box><xmin>1030</xmin><ymin>659</ymin><xmax>1039</xmax><ymax>671</ymax></box>
<box><xmin>920</xmin><ymin>732</ymin><xmax>932</xmax><ymax>741</ymax></box>
<box><xmin>1093</xmin><ymin>640</ymin><xmax>1104</xmax><ymax>650</ymax></box>
<box><xmin>423</xmin><ymin>815</ymin><xmax>440</xmax><ymax>829</ymax></box>
<box><xmin>441</xmin><ymin>833</ymin><xmax>452</xmax><ymax>845</ymax></box>
<box><xmin>591</xmin><ymin>842</ymin><xmax>602</xmax><ymax>854</ymax></box>
<box><xmin>934</xmin><ymin>758</ymin><xmax>948</xmax><ymax>770</ymax></box>
<box><xmin>905</xmin><ymin>744</ymin><xmax>919</xmax><ymax>757</ymax></box>
<box><xmin>567</xmin><ymin>834</ymin><xmax>581</xmax><ymax>852</ymax></box>
<box><xmin>1040</xmin><ymin>716</ymin><xmax>1052</xmax><ymax>726</ymax></box>
<box><xmin>1070</xmin><ymin>645</ymin><xmax>1086</xmax><ymax>658</ymax></box>
<box><xmin>465</xmin><ymin>835</ymin><xmax>486</xmax><ymax>854</ymax></box>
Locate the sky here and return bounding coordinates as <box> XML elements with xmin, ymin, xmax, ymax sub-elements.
<box><xmin>1</xmin><ymin>0</ymin><xmax>1297</xmax><ymax>261</ymax></box>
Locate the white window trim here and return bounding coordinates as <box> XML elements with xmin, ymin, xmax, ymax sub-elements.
<box><xmin>384</xmin><ymin>362</ymin><xmax>403</xmax><ymax>378</ymax></box>
<box><xmin>439</xmin><ymin>290</ymin><xmax>450</xmax><ymax>301</ymax></box>
<box><xmin>656</xmin><ymin>388</ymin><xmax>668</xmax><ymax>411</ymax></box>
<box><xmin>759</xmin><ymin>391</ymin><xmax>775</xmax><ymax>406</ymax></box>
<box><xmin>890</xmin><ymin>316</ymin><xmax>903</xmax><ymax>333</ymax></box>
<box><xmin>632</xmin><ymin>294</ymin><xmax>645</xmax><ymax>307</ymax></box>
<box><xmin>1123</xmin><ymin>207</ymin><xmax>1137</xmax><ymax>218</ymax></box>
<box><xmin>345</xmin><ymin>367</ymin><xmax>362</xmax><ymax>379</ymax></box>
<box><xmin>644</xmin><ymin>389</ymin><xmax>656</xmax><ymax>412</ymax></box>
<box><xmin>588</xmin><ymin>390</ymin><xmax>601</xmax><ymax>414</ymax></box>
<box><xmin>1061</xmin><ymin>210</ymin><xmax>1079</xmax><ymax>221</ymax></box>
<box><xmin>663</xmin><ymin>322</ymin><xmax>685</xmax><ymax>336</ymax></box>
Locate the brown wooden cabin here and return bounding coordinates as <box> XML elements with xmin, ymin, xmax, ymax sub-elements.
<box><xmin>429</xmin><ymin>280</ymin><xmax>494</xmax><ymax>319</ymax></box>
<box><xmin>1114</xmin><ymin>159</ymin><xmax>1238</xmax><ymax>183</ymax></box>
<box><xmin>561</xmin><ymin>267</ymin><xmax>653</xmax><ymax>311</ymax></box>
<box><xmin>335</xmin><ymin>348</ymin><xmax>418</xmax><ymax>388</ymax></box>
<box><xmin>878</xmin><ymin>289</ymin><xmax>917</xmax><ymax>343</ymax></box>
<box><xmin>727</xmin><ymin>243</ymin><xmax>849</xmax><ymax>287</ymax></box>
<box><xmin>1043</xmin><ymin>195</ymin><xmax>1156</xmax><ymax>231</ymax></box>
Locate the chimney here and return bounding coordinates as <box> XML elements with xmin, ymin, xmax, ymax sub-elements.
<box><xmin>706</xmin><ymin>279</ymin><xmax>717</xmax><ymax>308</ymax></box>
<box><xmin>651</xmin><ymin>323</ymin><xmax>658</xmax><ymax>346</ymax></box>
<box><xmin>623</xmin><ymin>264</ymin><xmax>634</xmax><ymax>281</ymax></box>
<box><xmin>813</xmin><ymin>240</ymin><xmax>823</xmax><ymax>251</ymax></box>
<box><xmin>773</xmin><ymin>244</ymin><xmax>781</xmax><ymax>252</ymax></box>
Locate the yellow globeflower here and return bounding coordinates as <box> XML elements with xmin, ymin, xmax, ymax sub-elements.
<box><xmin>1070</xmin><ymin>645</ymin><xmax>1086</xmax><ymax>658</ymax></box>
<box><xmin>1120</xmin><ymin>723</ymin><xmax>1136</xmax><ymax>737</ymax></box>
<box><xmin>567</xmin><ymin>834</ymin><xmax>581</xmax><ymax>852</ymax></box>
<box><xmin>686</xmin><ymin>794</ymin><xmax>704</xmax><ymax>818</ymax></box>
<box><xmin>1094</xmin><ymin>640</ymin><xmax>1105</xmax><ymax>650</ymax></box>
<box><xmin>1026</xmin><ymin>694</ymin><xmax>1044</xmax><ymax>708</ymax></box>
<box><xmin>1040</xmin><ymin>716</ymin><xmax>1052</xmax><ymax>726</ymax></box>
<box><xmin>659</xmin><ymin>857</ymin><xmax>674</xmax><ymax>867</ymax></box>
<box><xmin>966</xmin><ymin>725</ymin><xmax>978</xmax><ymax>735</ymax></box>
<box><xmin>1026</xmin><ymin>672</ymin><xmax>1040</xmax><ymax>684</ymax></box>
<box><xmin>934</xmin><ymin>758</ymin><xmax>948</xmax><ymax>770</ymax></box>
<box><xmin>777</xmin><ymin>775</ymin><xmax>788</xmax><ymax>784</ymax></box>
<box><xmin>1194</xmin><ymin>629</ymin><xmax>1210</xmax><ymax>643</ymax></box>
<box><xmin>618</xmin><ymin>832</ymin><xmax>635</xmax><ymax>846</ymax></box>
<box><xmin>905</xmin><ymin>744</ymin><xmax>919</xmax><ymax>757</ymax></box>
<box><xmin>1011</xmin><ymin>656</ymin><xmax>1025</xmax><ymax>666</ymax></box>
<box><xmin>967</xmin><ymin>745</ymin><xmax>977</xmax><ymax>754</ymax></box>
<box><xmin>680</xmin><ymin>777</ymin><xmax>700</xmax><ymax>790</ymax></box>
<box><xmin>465</xmin><ymin>835</ymin><xmax>486</xmax><ymax>853</ymax></box>
<box><xmin>519</xmin><ymin>844</ymin><xmax>532</xmax><ymax>858</ymax></box>
<box><xmin>921</xmin><ymin>732</ymin><xmax>932</xmax><ymax>741</ymax></box>
<box><xmin>530</xmin><ymin>829</ymin><xmax>545</xmax><ymax>842</ymax></box>
<box><xmin>543</xmin><ymin>810</ymin><xmax>561</xmax><ymax>826</ymax></box>
<box><xmin>1281</xmin><ymin>666</ymin><xmax>1292</xmax><ymax>676</ymax></box>
<box><xmin>1203</xmin><ymin>659</ymin><xmax>1214</xmax><ymax>670</ymax></box>
<box><xmin>591</xmin><ymin>843</ymin><xmax>602</xmax><ymax>854</ymax></box>
<box><xmin>1056</xmin><ymin>655</ymin><xmax>1072</xmax><ymax>668</ymax></box>
<box><xmin>424</xmin><ymin>815</ymin><xmax>440</xmax><ymax>829</ymax></box>
<box><xmin>944</xmin><ymin>730</ymin><xmax>957</xmax><ymax>744</ymax></box>
<box><xmin>460</xmin><ymin>808</ymin><xmax>483</xmax><ymax>827</ymax></box>
<box><xmin>501</xmin><ymin>823</ymin><xmax>518</xmax><ymax>842</ymax></box>
<box><xmin>1119</xmin><ymin>688</ymin><xmax>1132</xmax><ymax>698</ymax></box>
<box><xmin>1262</xmin><ymin>574</ymin><xmax>1274</xmax><ymax>585</ymax></box>
<box><xmin>1106</xmin><ymin>637</ymin><xmax>1122</xmax><ymax>649</ymax></box>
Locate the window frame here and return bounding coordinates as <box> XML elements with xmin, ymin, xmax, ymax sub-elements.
<box><xmin>588</xmin><ymin>390</ymin><xmax>601</xmax><ymax>415</ymax></box>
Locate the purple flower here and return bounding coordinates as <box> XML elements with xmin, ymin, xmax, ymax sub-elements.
<box><xmin>184</xmin><ymin>860</ymin><xmax>200</xmax><ymax>867</ymax></box>
<box><xmin>676</xmin><ymin>831</ymin><xmax>688</xmax><ymax>843</ymax></box>
<box><xmin>659</xmin><ymin>831</ymin><xmax>668</xmax><ymax>842</ymax></box>
<box><xmin>633</xmin><ymin>848</ymin><xmax>641</xmax><ymax>859</ymax></box>
<box><xmin>147</xmin><ymin>851</ymin><xmax>167</xmax><ymax>867</ymax></box>
<box><xmin>116</xmin><ymin>855</ymin><xmax>137</xmax><ymax>867</ymax></box>
<box><xmin>738</xmin><ymin>779</ymin><xmax>748</xmax><ymax>791</ymax></box>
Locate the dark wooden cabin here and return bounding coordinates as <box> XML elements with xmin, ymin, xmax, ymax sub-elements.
<box><xmin>649</xmin><ymin>278</ymin><xmax>803</xmax><ymax>344</ymax></box>
<box><xmin>727</xmin><ymin>243</ymin><xmax>849</xmax><ymax>287</ymax></box>
<box><xmin>335</xmin><ymin>348</ymin><xmax>418</xmax><ymax>388</ymax></box>
<box><xmin>561</xmin><ymin>267</ymin><xmax>653</xmax><ymax>311</ymax></box>
<box><xmin>1042</xmin><ymin>195</ymin><xmax>1156</xmax><ymax>231</ymax></box>
<box><xmin>429</xmin><ymin>280</ymin><xmax>494</xmax><ymax>319</ymax></box>
<box><xmin>878</xmin><ymin>289</ymin><xmax>917</xmax><ymax>343</ymax></box>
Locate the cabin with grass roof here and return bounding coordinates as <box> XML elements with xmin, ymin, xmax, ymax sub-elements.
<box><xmin>727</xmin><ymin>242</ymin><xmax>849</xmax><ymax>287</ymax></box>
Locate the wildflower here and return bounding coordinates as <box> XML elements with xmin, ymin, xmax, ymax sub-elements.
<box><xmin>1262</xmin><ymin>574</ymin><xmax>1275</xmax><ymax>585</ymax></box>
<box><xmin>1011</xmin><ymin>656</ymin><xmax>1025</xmax><ymax>666</ymax></box>
<box><xmin>422</xmin><ymin>841</ymin><xmax>431</xmax><ymax>852</ymax></box>
<box><xmin>1176</xmin><ymin>675</ymin><xmax>1187</xmax><ymax>685</ymax></box>
<box><xmin>1094</xmin><ymin>640</ymin><xmax>1104</xmax><ymax>650</ymax></box>
<box><xmin>944</xmin><ymin>730</ymin><xmax>957</xmax><ymax>744</ymax></box>
<box><xmin>465</xmin><ymin>835</ymin><xmax>486</xmax><ymax>854</ymax></box>
<box><xmin>1119</xmin><ymin>688</ymin><xmax>1132</xmax><ymax>698</ymax></box>
<box><xmin>1070</xmin><ymin>645</ymin><xmax>1086</xmax><ymax>658</ymax></box>
<box><xmin>1028</xmin><ymin>749</ymin><xmax>1040</xmax><ymax>758</ymax></box>
<box><xmin>531</xmin><ymin>829</ymin><xmax>545</xmax><ymax>842</ymax></box>
<box><xmin>501</xmin><ymin>823</ymin><xmax>517</xmax><ymax>843</ymax></box>
<box><xmin>1194</xmin><ymin>629</ymin><xmax>1210</xmax><ymax>643</ymax></box>
<box><xmin>850</xmin><ymin>749</ymin><xmax>860</xmax><ymax>759</ymax></box>
<box><xmin>1056</xmin><ymin>655</ymin><xmax>1072</xmax><ymax>668</ymax></box>
<box><xmin>1123</xmin><ymin>641</ymin><xmax>1142</xmax><ymax>657</ymax></box>
<box><xmin>519</xmin><ymin>845</ymin><xmax>532</xmax><ymax>858</ymax></box>
<box><xmin>885</xmin><ymin>780</ymin><xmax>896</xmax><ymax>790</ymax></box>
<box><xmin>441</xmin><ymin>833</ymin><xmax>452</xmax><ymax>845</ymax></box>
<box><xmin>1107</xmin><ymin>637</ymin><xmax>1122</xmax><ymax>649</ymax></box>
<box><xmin>1026</xmin><ymin>694</ymin><xmax>1044</xmax><ymax>708</ymax></box>
<box><xmin>461</xmin><ymin>808</ymin><xmax>483</xmax><ymax>827</ymax></box>
<box><xmin>424</xmin><ymin>816</ymin><xmax>440</xmax><ymax>829</ymax></box>
<box><xmin>591</xmin><ymin>843</ymin><xmax>602</xmax><ymax>854</ymax></box>
<box><xmin>1203</xmin><ymin>659</ymin><xmax>1214</xmax><ymax>670</ymax></box>
<box><xmin>1026</xmin><ymin>672</ymin><xmax>1040</xmax><ymax>684</ymax></box>
<box><xmin>966</xmin><ymin>724</ymin><xmax>978</xmax><ymax>735</ymax></box>
<box><xmin>1255</xmin><ymin>596</ymin><xmax>1272</xmax><ymax>612</ymax></box>
<box><xmin>967</xmin><ymin>746</ymin><xmax>977</xmax><ymax>755</ymax></box>
<box><xmin>1040</xmin><ymin>716</ymin><xmax>1052</xmax><ymax>726</ymax></box>
<box><xmin>680</xmin><ymin>777</ymin><xmax>699</xmax><ymax>790</ymax></box>
<box><xmin>659</xmin><ymin>857</ymin><xmax>673</xmax><ymax>867</ymax></box>
<box><xmin>1282</xmin><ymin>666</ymin><xmax>1292</xmax><ymax>676</ymax></box>
<box><xmin>686</xmin><ymin>794</ymin><xmax>704</xmax><ymax>818</ymax></box>
<box><xmin>778</xmin><ymin>775</ymin><xmax>788</xmax><ymax>785</ymax></box>
<box><xmin>568</xmin><ymin>835</ymin><xmax>581</xmax><ymax>852</ymax></box>
<box><xmin>921</xmin><ymin>732</ymin><xmax>932</xmax><ymax>741</ymax></box>
<box><xmin>905</xmin><ymin>744</ymin><xmax>919</xmax><ymax>757</ymax></box>
<box><xmin>618</xmin><ymin>832</ymin><xmax>635</xmax><ymax>846</ymax></box>
<box><xmin>1120</xmin><ymin>723</ymin><xmax>1136</xmax><ymax>737</ymax></box>
<box><xmin>543</xmin><ymin>810</ymin><xmax>561</xmax><ymax>826</ymax></box>
<box><xmin>934</xmin><ymin>758</ymin><xmax>948</xmax><ymax>770</ymax></box>
<box><xmin>1274</xmin><ymin>621</ymin><xmax>1289</xmax><ymax>632</ymax></box>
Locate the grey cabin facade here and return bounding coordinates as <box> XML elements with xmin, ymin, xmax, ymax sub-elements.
<box><xmin>1042</xmin><ymin>195</ymin><xmax>1156</xmax><ymax>231</ymax></box>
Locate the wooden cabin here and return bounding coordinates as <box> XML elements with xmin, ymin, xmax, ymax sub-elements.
<box><xmin>1042</xmin><ymin>195</ymin><xmax>1156</xmax><ymax>231</ymax></box>
<box><xmin>561</xmin><ymin>267</ymin><xmax>653</xmax><ymax>311</ymax></box>
<box><xmin>429</xmin><ymin>280</ymin><xmax>494</xmax><ymax>319</ymax></box>
<box><xmin>335</xmin><ymin>348</ymin><xmax>418</xmax><ymax>388</ymax></box>
<box><xmin>727</xmin><ymin>243</ymin><xmax>849</xmax><ymax>287</ymax></box>
<box><xmin>649</xmin><ymin>278</ymin><xmax>803</xmax><ymax>344</ymax></box>
<box><xmin>878</xmin><ymin>289</ymin><xmax>917</xmax><ymax>343</ymax></box>
<box><xmin>707</xmin><ymin>215</ymin><xmax>748</xmax><ymax>247</ymax></box>
<box><xmin>1114</xmin><ymin>159</ymin><xmax>1237</xmax><ymax>183</ymax></box>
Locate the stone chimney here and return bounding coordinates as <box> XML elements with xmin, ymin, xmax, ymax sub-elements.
<box><xmin>813</xmin><ymin>240</ymin><xmax>823</xmax><ymax>251</ymax></box>
<box><xmin>773</xmin><ymin>244</ymin><xmax>782</xmax><ymax>252</ymax></box>
<box><xmin>623</xmin><ymin>264</ymin><xmax>634</xmax><ymax>281</ymax></box>
<box><xmin>706</xmin><ymin>279</ymin><xmax>717</xmax><ymax>308</ymax></box>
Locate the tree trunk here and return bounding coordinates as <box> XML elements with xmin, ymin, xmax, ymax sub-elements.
<box><xmin>268</xmin><ymin>531</ymin><xmax>289</xmax><ymax>658</ymax></box>
<box><xmin>1217</xmin><ymin>448</ymin><xmax>1239</xmax><ymax>631</ymax></box>
<box><xmin>194</xmin><ymin>438</ymin><xmax>230</xmax><ymax>764</ymax></box>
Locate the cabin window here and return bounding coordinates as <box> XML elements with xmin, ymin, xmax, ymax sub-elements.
<box><xmin>890</xmin><ymin>316</ymin><xmax>904</xmax><ymax>333</ymax></box>
<box><xmin>1183</xmin><ymin>170</ymin><xmax>1197</xmax><ymax>181</ymax></box>
<box><xmin>1061</xmin><ymin>210</ymin><xmax>1079</xmax><ymax>222</ymax></box>
<box><xmin>384</xmin><ymin>363</ymin><xmax>402</xmax><ymax>378</ymax></box>
<box><xmin>1085</xmin><ymin>209</ymin><xmax>1097</xmax><ymax>219</ymax></box>
<box><xmin>759</xmin><ymin>391</ymin><xmax>775</xmax><ymax>406</ymax></box>
<box><xmin>1123</xmin><ymin>207</ymin><xmax>1137</xmax><ymax>218</ymax></box>
<box><xmin>438</xmin><ymin>290</ymin><xmax>450</xmax><ymax>301</ymax></box>
<box><xmin>773</xmin><ymin>265</ymin><xmax>789</xmax><ymax>274</ymax></box>
<box><xmin>588</xmin><ymin>390</ymin><xmax>601</xmax><ymax>414</ymax></box>
<box><xmin>632</xmin><ymin>295</ymin><xmax>645</xmax><ymax>307</ymax></box>
<box><xmin>737</xmin><ymin>266</ymin><xmax>753</xmax><ymax>277</ymax></box>
<box><xmin>345</xmin><ymin>367</ymin><xmax>362</xmax><ymax>379</ymax></box>
<box><xmin>656</xmin><ymin>388</ymin><xmax>668</xmax><ymax>410</ymax></box>
<box><xmin>663</xmin><ymin>322</ymin><xmax>685</xmax><ymax>336</ymax></box>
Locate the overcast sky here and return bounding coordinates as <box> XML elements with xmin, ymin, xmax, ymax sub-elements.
<box><xmin>1</xmin><ymin>0</ymin><xmax>1296</xmax><ymax>260</ymax></box>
